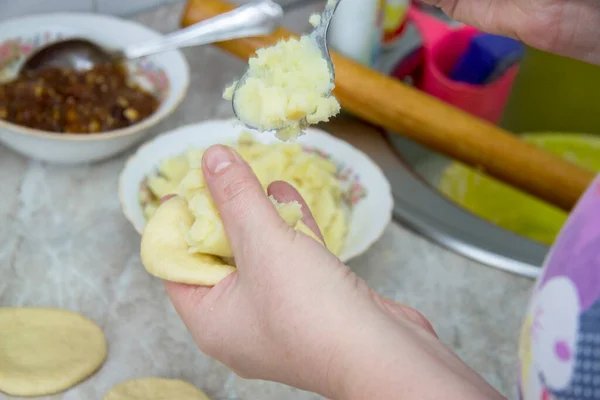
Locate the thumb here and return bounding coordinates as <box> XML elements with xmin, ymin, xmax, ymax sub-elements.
<box><xmin>420</xmin><ymin>0</ymin><xmax>520</xmax><ymax>36</ymax></box>
<box><xmin>202</xmin><ymin>145</ymin><xmax>292</xmax><ymax>259</ymax></box>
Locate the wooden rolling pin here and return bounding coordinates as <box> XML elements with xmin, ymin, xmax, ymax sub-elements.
<box><xmin>181</xmin><ymin>0</ymin><xmax>595</xmax><ymax>211</ymax></box>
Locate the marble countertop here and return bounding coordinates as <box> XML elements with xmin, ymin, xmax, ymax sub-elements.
<box><xmin>0</xmin><ymin>2</ymin><xmax>534</xmax><ymax>399</ymax></box>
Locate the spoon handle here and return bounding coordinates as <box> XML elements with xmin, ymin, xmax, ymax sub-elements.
<box><xmin>309</xmin><ymin>0</ymin><xmax>340</xmax><ymax>43</ymax></box>
<box><xmin>122</xmin><ymin>1</ymin><xmax>284</xmax><ymax>59</ymax></box>
<box><xmin>308</xmin><ymin>0</ymin><xmax>341</xmax><ymax>85</ymax></box>
<box><xmin>278</xmin><ymin>0</ymin><xmax>326</xmax><ymax>12</ymax></box>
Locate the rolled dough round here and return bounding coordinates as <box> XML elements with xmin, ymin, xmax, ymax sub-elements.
<box><xmin>0</xmin><ymin>307</ymin><xmax>107</xmax><ymax>397</ymax></box>
<box><xmin>104</xmin><ymin>378</ymin><xmax>210</xmax><ymax>400</ymax></box>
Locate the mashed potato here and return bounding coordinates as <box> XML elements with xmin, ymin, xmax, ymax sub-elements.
<box><xmin>309</xmin><ymin>13</ymin><xmax>321</xmax><ymax>27</ymax></box>
<box><xmin>140</xmin><ymin>133</ymin><xmax>349</xmax><ymax>256</ymax></box>
<box><xmin>223</xmin><ymin>35</ymin><xmax>340</xmax><ymax>141</ymax></box>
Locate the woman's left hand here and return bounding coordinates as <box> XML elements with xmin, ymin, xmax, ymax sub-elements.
<box><xmin>163</xmin><ymin>145</ymin><xmax>504</xmax><ymax>400</ymax></box>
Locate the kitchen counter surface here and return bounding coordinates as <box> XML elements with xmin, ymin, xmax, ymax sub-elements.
<box><xmin>0</xmin><ymin>2</ymin><xmax>534</xmax><ymax>399</ymax></box>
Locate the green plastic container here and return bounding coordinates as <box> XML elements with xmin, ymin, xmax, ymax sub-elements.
<box><xmin>502</xmin><ymin>47</ymin><xmax>600</xmax><ymax>133</ymax></box>
<box><xmin>439</xmin><ymin>133</ymin><xmax>600</xmax><ymax>245</ymax></box>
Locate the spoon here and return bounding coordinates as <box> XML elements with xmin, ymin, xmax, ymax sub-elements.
<box><xmin>20</xmin><ymin>1</ymin><xmax>295</xmax><ymax>75</ymax></box>
<box><xmin>232</xmin><ymin>0</ymin><xmax>341</xmax><ymax>131</ymax></box>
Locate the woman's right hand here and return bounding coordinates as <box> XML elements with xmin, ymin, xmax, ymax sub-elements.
<box><xmin>422</xmin><ymin>0</ymin><xmax>600</xmax><ymax>65</ymax></box>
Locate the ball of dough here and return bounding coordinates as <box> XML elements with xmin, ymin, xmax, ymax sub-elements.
<box><xmin>0</xmin><ymin>307</ymin><xmax>107</xmax><ymax>397</ymax></box>
<box><xmin>104</xmin><ymin>378</ymin><xmax>210</xmax><ymax>400</ymax></box>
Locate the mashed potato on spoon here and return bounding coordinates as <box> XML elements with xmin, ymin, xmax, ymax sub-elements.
<box><xmin>223</xmin><ymin>24</ymin><xmax>340</xmax><ymax>140</ymax></box>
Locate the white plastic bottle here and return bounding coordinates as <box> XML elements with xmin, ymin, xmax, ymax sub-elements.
<box><xmin>327</xmin><ymin>0</ymin><xmax>386</xmax><ymax>67</ymax></box>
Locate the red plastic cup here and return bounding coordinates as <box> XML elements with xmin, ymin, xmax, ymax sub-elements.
<box><xmin>407</xmin><ymin>8</ymin><xmax>519</xmax><ymax>124</ymax></box>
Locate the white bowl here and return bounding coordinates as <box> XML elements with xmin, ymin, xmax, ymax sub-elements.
<box><xmin>119</xmin><ymin>119</ymin><xmax>394</xmax><ymax>263</ymax></box>
<box><xmin>0</xmin><ymin>13</ymin><xmax>189</xmax><ymax>164</ymax></box>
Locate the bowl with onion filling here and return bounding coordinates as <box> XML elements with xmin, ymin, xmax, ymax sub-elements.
<box><xmin>0</xmin><ymin>13</ymin><xmax>189</xmax><ymax>164</ymax></box>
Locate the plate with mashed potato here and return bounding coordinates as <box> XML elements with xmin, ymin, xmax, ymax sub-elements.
<box><xmin>119</xmin><ymin>119</ymin><xmax>392</xmax><ymax>268</ymax></box>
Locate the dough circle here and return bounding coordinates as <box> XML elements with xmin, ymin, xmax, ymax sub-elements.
<box><xmin>0</xmin><ymin>307</ymin><xmax>107</xmax><ymax>397</ymax></box>
<box><xmin>104</xmin><ymin>378</ymin><xmax>210</xmax><ymax>400</ymax></box>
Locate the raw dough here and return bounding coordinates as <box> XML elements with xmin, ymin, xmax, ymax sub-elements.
<box><xmin>0</xmin><ymin>307</ymin><xmax>107</xmax><ymax>397</ymax></box>
<box><xmin>141</xmin><ymin>196</ymin><xmax>237</xmax><ymax>286</ymax></box>
<box><xmin>140</xmin><ymin>195</ymin><xmax>323</xmax><ymax>286</ymax></box>
<box><xmin>104</xmin><ymin>378</ymin><xmax>210</xmax><ymax>400</ymax></box>
<box><xmin>223</xmin><ymin>35</ymin><xmax>340</xmax><ymax>140</ymax></box>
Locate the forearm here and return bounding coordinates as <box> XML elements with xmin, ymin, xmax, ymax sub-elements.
<box><xmin>327</xmin><ymin>311</ymin><xmax>505</xmax><ymax>400</ymax></box>
<box><xmin>425</xmin><ymin>0</ymin><xmax>600</xmax><ymax>66</ymax></box>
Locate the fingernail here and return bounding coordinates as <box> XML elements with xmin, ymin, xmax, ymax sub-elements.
<box><xmin>204</xmin><ymin>145</ymin><xmax>236</xmax><ymax>175</ymax></box>
<box><xmin>160</xmin><ymin>194</ymin><xmax>176</xmax><ymax>205</ymax></box>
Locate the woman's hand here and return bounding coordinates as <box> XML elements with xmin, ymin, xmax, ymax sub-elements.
<box><xmin>423</xmin><ymin>0</ymin><xmax>600</xmax><ymax>65</ymax></box>
<box><xmin>164</xmin><ymin>145</ymin><xmax>504</xmax><ymax>399</ymax></box>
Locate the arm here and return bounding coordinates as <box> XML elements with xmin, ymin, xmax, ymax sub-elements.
<box><xmin>423</xmin><ymin>0</ymin><xmax>600</xmax><ymax>65</ymax></box>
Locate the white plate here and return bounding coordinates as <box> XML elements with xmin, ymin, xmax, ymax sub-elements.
<box><xmin>119</xmin><ymin>119</ymin><xmax>393</xmax><ymax>262</ymax></box>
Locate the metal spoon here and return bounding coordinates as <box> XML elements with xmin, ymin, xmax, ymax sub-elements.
<box><xmin>19</xmin><ymin>1</ymin><xmax>290</xmax><ymax>75</ymax></box>
<box><xmin>232</xmin><ymin>0</ymin><xmax>341</xmax><ymax>132</ymax></box>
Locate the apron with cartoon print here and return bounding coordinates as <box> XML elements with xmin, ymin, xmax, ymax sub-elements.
<box><xmin>519</xmin><ymin>175</ymin><xmax>600</xmax><ymax>400</ymax></box>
